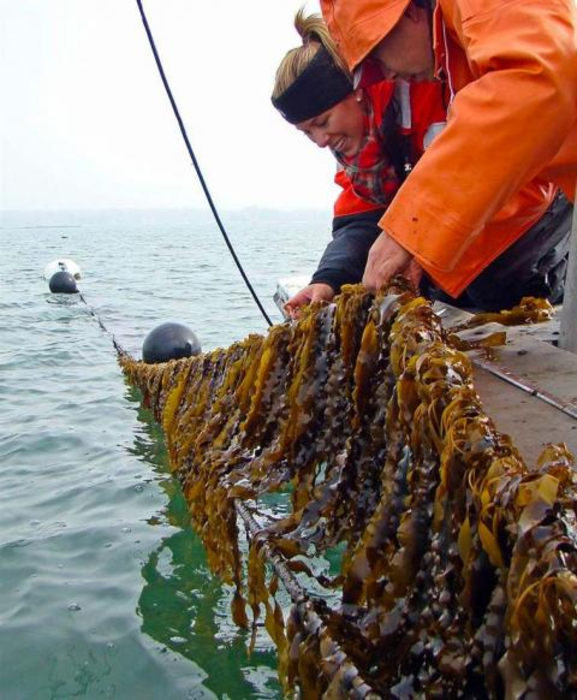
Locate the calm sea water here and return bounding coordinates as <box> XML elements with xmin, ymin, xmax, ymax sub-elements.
<box><xmin>0</xmin><ymin>208</ymin><xmax>330</xmax><ymax>699</ymax></box>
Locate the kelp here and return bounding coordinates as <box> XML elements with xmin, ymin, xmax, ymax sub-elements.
<box><xmin>448</xmin><ymin>296</ymin><xmax>555</xmax><ymax>332</ymax></box>
<box><xmin>119</xmin><ymin>281</ymin><xmax>577</xmax><ymax>698</ymax></box>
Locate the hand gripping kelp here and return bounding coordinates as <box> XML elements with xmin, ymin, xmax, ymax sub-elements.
<box><xmin>119</xmin><ymin>281</ymin><xmax>577</xmax><ymax>698</ymax></box>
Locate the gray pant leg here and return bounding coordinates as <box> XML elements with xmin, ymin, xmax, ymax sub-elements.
<box><xmin>426</xmin><ymin>191</ymin><xmax>573</xmax><ymax>311</ymax></box>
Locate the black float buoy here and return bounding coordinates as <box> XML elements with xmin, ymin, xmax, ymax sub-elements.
<box><xmin>49</xmin><ymin>270</ymin><xmax>78</xmax><ymax>294</ymax></box>
<box><xmin>142</xmin><ymin>322</ymin><xmax>201</xmax><ymax>364</ymax></box>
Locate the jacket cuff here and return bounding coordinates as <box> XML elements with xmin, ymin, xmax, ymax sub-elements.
<box><xmin>310</xmin><ymin>268</ymin><xmax>355</xmax><ymax>293</ymax></box>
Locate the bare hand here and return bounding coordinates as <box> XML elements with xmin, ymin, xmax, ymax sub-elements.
<box><xmin>362</xmin><ymin>231</ymin><xmax>422</xmax><ymax>291</ymax></box>
<box><xmin>284</xmin><ymin>283</ymin><xmax>335</xmax><ymax>319</ymax></box>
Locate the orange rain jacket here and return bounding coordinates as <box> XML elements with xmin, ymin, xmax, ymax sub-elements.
<box><xmin>322</xmin><ymin>0</ymin><xmax>577</xmax><ymax>296</ymax></box>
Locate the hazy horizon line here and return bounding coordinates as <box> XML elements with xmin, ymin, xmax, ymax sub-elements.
<box><xmin>0</xmin><ymin>205</ymin><xmax>331</xmax><ymax>214</ymax></box>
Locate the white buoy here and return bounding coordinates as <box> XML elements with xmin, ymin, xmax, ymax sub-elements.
<box><xmin>43</xmin><ymin>258</ymin><xmax>82</xmax><ymax>281</ymax></box>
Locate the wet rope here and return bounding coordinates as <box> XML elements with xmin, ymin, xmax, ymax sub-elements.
<box><xmin>135</xmin><ymin>0</ymin><xmax>273</xmax><ymax>328</ymax></box>
<box><xmin>235</xmin><ymin>500</ymin><xmax>307</xmax><ymax>604</ymax></box>
<box><xmin>79</xmin><ymin>293</ymin><xmax>127</xmax><ymax>357</ymax></box>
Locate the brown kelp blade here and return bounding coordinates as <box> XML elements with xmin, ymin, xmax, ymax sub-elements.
<box><xmin>120</xmin><ymin>281</ymin><xmax>577</xmax><ymax>698</ymax></box>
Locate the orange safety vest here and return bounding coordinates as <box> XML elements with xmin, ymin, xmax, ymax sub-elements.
<box><xmin>322</xmin><ymin>0</ymin><xmax>577</xmax><ymax>296</ymax></box>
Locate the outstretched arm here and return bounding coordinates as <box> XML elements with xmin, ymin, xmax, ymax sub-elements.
<box><xmin>286</xmin><ymin>209</ymin><xmax>385</xmax><ymax>317</ymax></box>
<box><xmin>311</xmin><ymin>208</ymin><xmax>385</xmax><ymax>287</ymax></box>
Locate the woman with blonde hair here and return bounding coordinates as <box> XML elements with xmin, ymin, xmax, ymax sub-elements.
<box><xmin>272</xmin><ymin>10</ymin><xmax>446</xmax><ymax>315</ymax></box>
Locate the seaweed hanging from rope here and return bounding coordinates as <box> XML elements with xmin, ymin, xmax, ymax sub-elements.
<box><xmin>119</xmin><ymin>281</ymin><xmax>576</xmax><ymax>698</ymax></box>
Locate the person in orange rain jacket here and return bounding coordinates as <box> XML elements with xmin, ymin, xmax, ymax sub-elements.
<box><xmin>320</xmin><ymin>0</ymin><xmax>577</xmax><ymax>303</ymax></box>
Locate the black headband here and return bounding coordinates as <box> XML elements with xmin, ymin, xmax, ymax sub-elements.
<box><xmin>272</xmin><ymin>45</ymin><xmax>353</xmax><ymax>124</ymax></box>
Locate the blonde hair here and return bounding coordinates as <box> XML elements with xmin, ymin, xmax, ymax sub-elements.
<box><xmin>272</xmin><ymin>9</ymin><xmax>351</xmax><ymax>100</ymax></box>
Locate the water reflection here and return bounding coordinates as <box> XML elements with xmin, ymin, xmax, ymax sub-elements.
<box><xmin>125</xmin><ymin>386</ymin><xmax>281</xmax><ymax>699</ymax></box>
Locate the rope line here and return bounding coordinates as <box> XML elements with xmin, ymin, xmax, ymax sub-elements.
<box><xmin>135</xmin><ymin>0</ymin><xmax>273</xmax><ymax>327</ymax></box>
<box><xmin>234</xmin><ymin>500</ymin><xmax>307</xmax><ymax>604</ymax></box>
<box><xmin>79</xmin><ymin>293</ymin><xmax>127</xmax><ymax>357</ymax></box>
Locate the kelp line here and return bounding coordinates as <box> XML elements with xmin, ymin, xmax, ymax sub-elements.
<box><xmin>120</xmin><ymin>282</ymin><xmax>577</xmax><ymax>698</ymax></box>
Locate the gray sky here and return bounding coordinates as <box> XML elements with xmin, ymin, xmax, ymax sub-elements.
<box><xmin>0</xmin><ymin>0</ymin><xmax>338</xmax><ymax>211</ymax></box>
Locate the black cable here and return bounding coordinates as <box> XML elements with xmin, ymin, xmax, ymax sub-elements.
<box><xmin>135</xmin><ymin>0</ymin><xmax>273</xmax><ymax>328</ymax></box>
